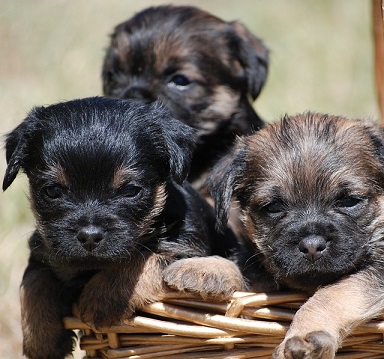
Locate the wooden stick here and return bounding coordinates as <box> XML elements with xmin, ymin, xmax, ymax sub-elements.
<box><xmin>373</xmin><ymin>0</ymin><xmax>384</xmax><ymax>124</ymax></box>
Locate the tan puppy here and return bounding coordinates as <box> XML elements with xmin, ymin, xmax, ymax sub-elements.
<box><xmin>209</xmin><ymin>112</ymin><xmax>384</xmax><ymax>358</ymax></box>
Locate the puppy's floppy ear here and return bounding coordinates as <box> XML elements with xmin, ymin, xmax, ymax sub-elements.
<box><xmin>229</xmin><ymin>21</ymin><xmax>269</xmax><ymax>100</ymax></box>
<box><xmin>2</xmin><ymin>107</ymin><xmax>42</xmax><ymax>191</ymax></box>
<box><xmin>362</xmin><ymin>120</ymin><xmax>384</xmax><ymax>169</ymax></box>
<box><xmin>208</xmin><ymin>140</ymin><xmax>247</xmax><ymax>231</ymax></box>
<box><xmin>151</xmin><ymin>102</ymin><xmax>197</xmax><ymax>184</ymax></box>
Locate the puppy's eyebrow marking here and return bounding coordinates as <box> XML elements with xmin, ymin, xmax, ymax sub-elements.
<box><xmin>47</xmin><ymin>164</ymin><xmax>70</xmax><ymax>187</ymax></box>
<box><xmin>111</xmin><ymin>166</ymin><xmax>139</xmax><ymax>189</ymax></box>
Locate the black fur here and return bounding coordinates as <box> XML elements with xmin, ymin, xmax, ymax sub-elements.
<box><xmin>3</xmin><ymin>97</ymin><xmax>237</xmax><ymax>359</ymax></box>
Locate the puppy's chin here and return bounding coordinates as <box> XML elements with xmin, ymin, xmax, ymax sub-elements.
<box><xmin>50</xmin><ymin>251</ymin><xmax>134</xmax><ymax>268</ymax></box>
<box><xmin>252</xmin><ymin>230</ymin><xmax>370</xmax><ymax>292</ymax></box>
<box><xmin>272</xmin><ymin>264</ymin><xmax>357</xmax><ymax>293</ymax></box>
<box><xmin>244</xmin><ymin>215</ymin><xmax>372</xmax><ymax>293</ymax></box>
<box><xmin>34</xmin><ymin>230</ymin><xmax>147</xmax><ymax>269</ymax></box>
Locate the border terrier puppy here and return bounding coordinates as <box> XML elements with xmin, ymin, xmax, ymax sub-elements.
<box><xmin>101</xmin><ymin>5</ymin><xmax>268</xmax><ymax>193</ymax></box>
<box><xmin>209</xmin><ymin>112</ymin><xmax>384</xmax><ymax>358</ymax></box>
<box><xmin>3</xmin><ymin>97</ymin><xmax>244</xmax><ymax>359</ymax></box>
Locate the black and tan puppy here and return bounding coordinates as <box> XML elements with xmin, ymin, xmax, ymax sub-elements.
<box><xmin>3</xmin><ymin>97</ymin><xmax>244</xmax><ymax>359</ymax></box>
<box><xmin>102</xmin><ymin>5</ymin><xmax>268</xmax><ymax>192</ymax></box>
<box><xmin>209</xmin><ymin>112</ymin><xmax>384</xmax><ymax>358</ymax></box>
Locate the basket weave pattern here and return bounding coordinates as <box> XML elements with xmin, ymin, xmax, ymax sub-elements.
<box><xmin>63</xmin><ymin>291</ymin><xmax>384</xmax><ymax>359</ymax></box>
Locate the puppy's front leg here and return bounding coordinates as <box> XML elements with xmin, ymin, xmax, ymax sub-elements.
<box><xmin>79</xmin><ymin>253</ymin><xmax>169</xmax><ymax>328</ymax></box>
<box><xmin>273</xmin><ymin>268</ymin><xmax>384</xmax><ymax>359</ymax></box>
<box><xmin>21</xmin><ymin>259</ymin><xmax>76</xmax><ymax>359</ymax></box>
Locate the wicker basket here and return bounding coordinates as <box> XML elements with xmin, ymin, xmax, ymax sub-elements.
<box><xmin>63</xmin><ymin>291</ymin><xmax>384</xmax><ymax>359</ymax></box>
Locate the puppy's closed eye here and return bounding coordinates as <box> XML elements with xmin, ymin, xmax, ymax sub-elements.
<box><xmin>260</xmin><ymin>200</ymin><xmax>287</xmax><ymax>216</ymax></box>
<box><xmin>333</xmin><ymin>194</ymin><xmax>365</xmax><ymax>209</ymax></box>
<box><xmin>116</xmin><ymin>183</ymin><xmax>142</xmax><ymax>198</ymax></box>
<box><xmin>43</xmin><ymin>184</ymin><xmax>66</xmax><ymax>199</ymax></box>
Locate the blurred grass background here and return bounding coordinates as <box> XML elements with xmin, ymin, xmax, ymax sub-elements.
<box><xmin>0</xmin><ymin>0</ymin><xmax>378</xmax><ymax>357</ymax></box>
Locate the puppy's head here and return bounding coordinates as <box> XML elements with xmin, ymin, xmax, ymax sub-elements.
<box><xmin>3</xmin><ymin>97</ymin><xmax>195</xmax><ymax>268</ymax></box>
<box><xmin>102</xmin><ymin>5</ymin><xmax>268</xmax><ymax>137</ymax></box>
<box><xmin>210</xmin><ymin>112</ymin><xmax>384</xmax><ymax>291</ymax></box>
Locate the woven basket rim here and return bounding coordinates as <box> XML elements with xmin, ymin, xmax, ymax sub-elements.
<box><xmin>63</xmin><ymin>290</ymin><xmax>384</xmax><ymax>359</ymax></box>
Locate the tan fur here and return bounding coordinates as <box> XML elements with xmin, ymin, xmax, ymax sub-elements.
<box><xmin>199</xmin><ymin>86</ymin><xmax>240</xmax><ymax>133</ymax></box>
<box><xmin>78</xmin><ymin>252</ymin><xmax>172</xmax><ymax>327</ymax></box>
<box><xmin>163</xmin><ymin>256</ymin><xmax>246</xmax><ymax>300</ymax></box>
<box><xmin>138</xmin><ymin>182</ymin><xmax>167</xmax><ymax>236</ymax></box>
<box><xmin>111</xmin><ymin>165</ymin><xmax>138</xmax><ymax>189</ymax></box>
<box><xmin>273</xmin><ymin>270</ymin><xmax>384</xmax><ymax>358</ymax></box>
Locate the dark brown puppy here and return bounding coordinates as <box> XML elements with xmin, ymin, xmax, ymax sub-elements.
<box><xmin>209</xmin><ymin>112</ymin><xmax>384</xmax><ymax>358</ymax></box>
<box><xmin>3</xmin><ymin>97</ymin><xmax>244</xmax><ymax>359</ymax></box>
<box><xmin>102</xmin><ymin>5</ymin><xmax>268</xmax><ymax>193</ymax></box>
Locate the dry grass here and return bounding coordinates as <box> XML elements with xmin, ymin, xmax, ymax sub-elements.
<box><xmin>0</xmin><ymin>1</ymin><xmax>377</xmax><ymax>357</ymax></box>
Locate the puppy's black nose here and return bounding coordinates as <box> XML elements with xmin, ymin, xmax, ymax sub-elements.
<box><xmin>77</xmin><ymin>225</ymin><xmax>105</xmax><ymax>252</ymax></box>
<box><xmin>299</xmin><ymin>235</ymin><xmax>327</xmax><ymax>263</ymax></box>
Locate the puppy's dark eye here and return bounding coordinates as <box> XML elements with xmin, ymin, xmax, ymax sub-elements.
<box><xmin>262</xmin><ymin>201</ymin><xmax>285</xmax><ymax>214</ymax></box>
<box><xmin>169</xmin><ymin>74</ymin><xmax>191</xmax><ymax>87</ymax></box>
<box><xmin>335</xmin><ymin>196</ymin><xmax>363</xmax><ymax>208</ymax></box>
<box><xmin>120</xmin><ymin>184</ymin><xmax>142</xmax><ymax>197</ymax></box>
<box><xmin>44</xmin><ymin>185</ymin><xmax>64</xmax><ymax>199</ymax></box>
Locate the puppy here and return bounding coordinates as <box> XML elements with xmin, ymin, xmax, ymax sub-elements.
<box><xmin>209</xmin><ymin>112</ymin><xmax>384</xmax><ymax>358</ymax></box>
<box><xmin>102</xmin><ymin>5</ymin><xmax>268</xmax><ymax>193</ymax></box>
<box><xmin>3</xmin><ymin>97</ymin><xmax>244</xmax><ymax>359</ymax></box>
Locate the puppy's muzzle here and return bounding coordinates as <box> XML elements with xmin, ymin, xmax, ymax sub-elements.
<box><xmin>77</xmin><ymin>225</ymin><xmax>105</xmax><ymax>252</ymax></box>
<box><xmin>121</xmin><ymin>85</ymin><xmax>155</xmax><ymax>103</ymax></box>
<box><xmin>298</xmin><ymin>235</ymin><xmax>327</xmax><ymax>263</ymax></box>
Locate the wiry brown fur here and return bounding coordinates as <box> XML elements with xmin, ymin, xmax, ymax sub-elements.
<box><xmin>209</xmin><ymin>112</ymin><xmax>384</xmax><ymax>358</ymax></box>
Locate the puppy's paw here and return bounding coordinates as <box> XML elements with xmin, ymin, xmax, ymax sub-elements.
<box><xmin>272</xmin><ymin>331</ymin><xmax>336</xmax><ymax>359</ymax></box>
<box><xmin>163</xmin><ymin>256</ymin><xmax>246</xmax><ymax>300</ymax></box>
<box><xmin>78</xmin><ymin>290</ymin><xmax>131</xmax><ymax>329</ymax></box>
<box><xmin>23</xmin><ymin>328</ymin><xmax>76</xmax><ymax>359</ymax></box>
<box><xmin>79</xmin><ymin>256</ymin><xmax>166</xmax><ymax>328</ymax></box>
<box><xmin>78</xmin><ymin>271</ymin><xmax>135</xmax><ymax>328</ymax></box>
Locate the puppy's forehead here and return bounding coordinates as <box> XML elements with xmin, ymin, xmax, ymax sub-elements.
<box><xmin>40</xmin><ymin>124</ymin><xmax>140</xmax><ymax>188</ymax></box>
<box><xmin>246</xmin><ymin>113</ymin><xmax>380</xmax><ymax>200</ymax></box>
<box><xmin>113</xmin><ymin>10</ymin><xmax>233</xmax><ymax>73</ymax></box>
<box><xmin>46</xmin><ymin>158</ymin><xmax>141</xmax><ymax>192</ymax></box>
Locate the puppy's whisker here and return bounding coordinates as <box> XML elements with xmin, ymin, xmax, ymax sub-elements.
<box><xmin>136</xmin><ymin>243</ymin><xmax>155</xmax><ymax>254</ymax></box>
<box><xmin>243</xmin><ymin>252</ymin><xmax>263</xmax><ymax>270</ymax></box>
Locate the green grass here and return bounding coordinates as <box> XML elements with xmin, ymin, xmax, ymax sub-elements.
<box><xmin>0</xmin><ymin>1</ymin><xmax>377</xmax><ymax>357</ymax></box>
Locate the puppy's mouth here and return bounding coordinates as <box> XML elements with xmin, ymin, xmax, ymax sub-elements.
<box><xmin>266</xmin><ymin>233</ymin><xmax>368</xmax><ymax>292</ymax></box>
<box><xmin>40</xmin><ymin>224</ymin><xmax>154</xmax><ymax>268</ymax></box>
